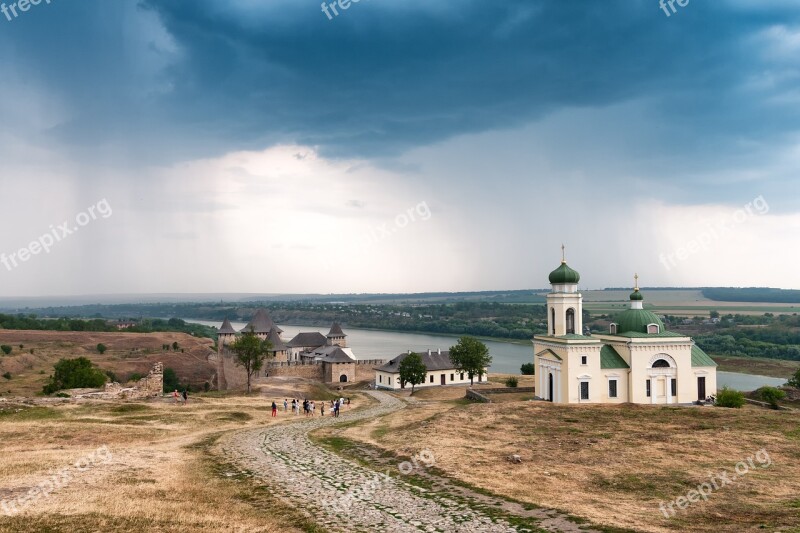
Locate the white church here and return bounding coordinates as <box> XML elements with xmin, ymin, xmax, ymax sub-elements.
<box><xmin>533</xmin><ymin>251</ymin><xmax>717</xmax><ymax>405</ymax></box>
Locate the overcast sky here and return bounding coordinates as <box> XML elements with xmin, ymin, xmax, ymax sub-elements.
<box><xmin>0</xmin><ymin>0</ymin><xmax>798</xmax><ymax>297</ymax></box>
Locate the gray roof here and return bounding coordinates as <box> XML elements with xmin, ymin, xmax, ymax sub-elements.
<box><xmin>376</xmin><ymin>350</ymin><xmax>456</xmax><ymax>373</ymax></box>
<box><xmin>241</xmin><ymin>308</ymin><xmax>283</xmax><ymax>334</ymax></box>
<box><xmin>324</xmin><ymin>347</ymin><xmax>356</xmax><ymax>363</ymax></box>
<box><xmin>218</xmin><ymin>318</ymin><xmax>236</xmax><ymax>334</ymax></box>
<box><xmin>327</xmin><ymin>322</ymin><xmax>346</xmax><ymax>337</ymax></box>
<box><xmin>286</xmin><ymin>332</ymin><xmax>327</xmax><ymax>348</ymax></box>
<box><xmin>266</xmin><ymin>327</ymin><xmax>286</xmax><ymax>351</ymax></box>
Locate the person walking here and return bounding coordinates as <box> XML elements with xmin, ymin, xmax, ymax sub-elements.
<box><xmin>173</xmin><ymin>389</ymin><xmax>179</xmax><ymax>404</ymax></box>
<box><xmin>271</xmin><ymin>401</ymin><xmax>277</xmax><ymax>417</ymax></box>
<box><xmin>283</xmin><ymin>398</ymin><xmax>288</xmax><ymax>412</ymax></box>
<box><xmin>310</xmin><ymin>400</ymin><xmax>315</xmax><ymax>416</ymax></box>
<box><xmin>320</xmin><ymin>402</ymin><xmax>324</xmax><ymax>417</ymax></box>
<box><xmin>182</xmin><ymin>389</ymin><xmax>188</xmax><ymax>404</ymax></box>
<box><xmin>291</xmin><ymin>398</ymin><xmax>297</xmax><ymax>415</ymax></box>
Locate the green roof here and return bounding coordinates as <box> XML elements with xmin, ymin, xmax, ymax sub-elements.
<box><xmin>549</xmin><ymin>262</ymin><xmax>580</xmax><ymax>284</ymax></box>
<box><xmin>691</xmin><ymin>345</ymin><xmax>717</xmax><ymax>367</ymax></box>
<box><xmin>535</xmin><ymin>349</ymin><xmax>562</xmax><ymax>361</ymax></box>
<box><xmin>555</xmin><ymin>334</ymin><xmax>595</xmax><ymax>340</ymax></box>
<box><xmin>609</xmin><ymin>331</ymin><xmax>686</xmax><ymax>339</ymax></box>
<box><xmin>600</xmin><ymin>345</ymin><xmax>630</xmax><ymax>369</ymax></box>
<box><xmin>629</xmin><ymin>289</ymin><xmax>643</xmax><ymax>301</ymax></box>
<box><xmin>614</xmin><ymin>308</ymin><xmax>666</xmax><ymax>335</ymax></box>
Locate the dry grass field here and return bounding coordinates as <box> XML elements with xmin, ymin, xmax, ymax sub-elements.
<box><xmin>0</xmin><ymin>378</ymin><xmax>342</xmax><ymax>533</ymax></box>
<box><xmin>338</xmin><ymin>395</ymin><xmax>800</xmax><ymax>533</ymax></box>
<box><xmin>0</xmin><ymin>331</ymin><xmax>216</xmax><ymax>396</ymax></box>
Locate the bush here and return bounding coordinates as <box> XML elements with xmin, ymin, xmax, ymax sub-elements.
<box><xmin>505</xmin><ymin>376</ymin><xmax>518</xmax><ymax>388</ymax></box>
<box><xmin>96</xmin><ymin>343</ymin><xmax>107</xmax><ymax>354</ymax></box>
<box><xmin>757</xmin><ymin>386</ymin><xmax>786</xmax><ymax>409</ymax></box>
<box><xmin>104</xmin><ymin>370</ymin><xmax>118</xmax><ymax>383</ymax></box>
<box><xmin>42</xmin><ymin>357</ymin><xmax>107</xmax><ymax>394</ymax></box>
<box><xmin>520</xmin><ymin>363</ymin><xmax>535</xmax><ymax>375</ymax></box>
<box><xmin>788</xmin><ymin>368</ymin><xmax>800</xmax><ymax>389</ymax></box>
<box><xmin>2</xmin><ymin>372</ymin><xmax>11</xmax><ymax>380</ymax></box>
<box><xmin>0</xmin><ymin>345</ymin><xmax>12</xmax><ymax>355</ymax></box>
<box><xmin>163</xmin><ymin>367</ymin><xmax>180</xmax><ymax>392</ymax></box>
<box><xmin>127</xmin><ymin>372</ymin><xmax>144</xmax><ymax>383</ymax></box>
<box><xmin>715</xmin><ymin>386</ymin><xmax>745</xmax><ymax>408</ymax></box>
<box><xmin>55</xmin><ymin>392</ymin><xmax>70</xmax><ymax>398</ymax></box>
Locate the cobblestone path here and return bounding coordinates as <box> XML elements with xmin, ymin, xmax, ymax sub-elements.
<box><xmin>219</xmin><ymin>391</ymin><xmax>590</xmax><ymax>533</ymax></box>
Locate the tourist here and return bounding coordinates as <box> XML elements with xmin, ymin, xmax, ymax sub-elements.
<box><xmin>320</xmin><ymin>402</ymin><xmax>324</xmax><ymax>417</ymax></box>
<box><xmin>271</xmin><ymin>401</ymin><xmax>277</xmax><ymax>417</ymax></box>
<box><xmin>173</xmin><ymin>389</ymin><xmax>179</xmax><ymax>403</ymax></box>
<box><xmin>182</xmin><ymin>389</ymin><xmax>188</xmax><ymax>404</ymax></box>
<box><xmin>334</xmin><ymin>399</ymin><xmax>340</xmax><ymax>418</ymax></box>
<box><xmin>346</xmin><ymin>397</ymin><xmax>351</xmax><ymax>409</ymax></box>
<box><xmin>283</xmin><ymin>398</ymin><xmax>288</xmax><ymax>412</ymax></box>
<box><xmin>310</xmin><ymin>400</ymin><xmax>315</xmax><ymax>416</ymax></box>
<box><xmin>291</xmin><ymin>398</ymin><xmax>297</xmax><ymax>414</ymax></box>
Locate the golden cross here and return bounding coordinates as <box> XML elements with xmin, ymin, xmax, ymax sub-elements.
<box><xmin>634</xmin><ymin>273</ymin><xmax>639</xmax><ymax>290</ymax></box>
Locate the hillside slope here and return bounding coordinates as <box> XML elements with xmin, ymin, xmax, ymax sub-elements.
<box><xmin>0</xmin><ymin>330</ymin><xmax>215</xmax><ymax>396</ymax></box>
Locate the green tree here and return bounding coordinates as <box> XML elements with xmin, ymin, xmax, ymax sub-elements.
<box><xmin>1</xmin><ymin>345</ymin><xmax>12</xmax><ymax>355</ymax></box>
<box><xmin>43</xmin><ymin>357</ymin><xmax>107</xmax><ymax>394</ymax></box>
<box><xmin>162</xmin><ymin>367</ymin><xmax>180</xmax><ymax>392</ymax></box>
<box><xmin>398</xmin><ymin>352</ymin><xmax>427</xmax><ymax>394</ymax></box>
<box><xmin>505</xmin><ymin>376</ymin><xmax>518</xmax><ymax>388</ymax></box>
<box><xmin>520</xmin><ymin>363</ymin><xmax>535</xmax><ymax>375</ymax></box>
<box><xmin>449</xmin><ymin>336</ymin><xmax>492</xmax><ymax>386</ymax></box>
<box><xmin>230</xmin><ymin>328</ymin><xmax>272</xmax><ymax>394</ymax></box>
<box><xmin>715</xmin><ymin>386</ymin><xmax>745</xmax><ymax>408</ymax></box>
<box><xmin>96</xmin><ymin>343</ymin><xmax>107</xmax><ymax>354</ymax></box>
<box><xmin>788</xmin><ymin>368</ymin><xmax>800</xmax><ymax>389</ymax></box>
<box><xmin>758</xmin><ymin>386</ymin><xmax>786</xmax><ymax>409</ymax></box>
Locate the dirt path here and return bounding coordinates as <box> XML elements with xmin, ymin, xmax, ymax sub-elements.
<box><xmin>218</xmin><ymin>391</ymin><xmax>597</xmax><ymax>533</ymax></box>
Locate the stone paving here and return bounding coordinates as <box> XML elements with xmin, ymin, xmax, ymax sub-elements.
<box><xmin>220</xmin><ymin>391</ymin><xmax>538</xmax><ymax>532</ymax></box>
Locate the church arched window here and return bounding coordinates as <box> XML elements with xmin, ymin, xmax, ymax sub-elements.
<box><xmin>566</xmin><ymin>308</ymin><xmax>575</xmax><ymax>335</ymax></box>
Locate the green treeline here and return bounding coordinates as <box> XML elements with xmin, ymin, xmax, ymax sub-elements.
<box><xmin>703</xmin><ymin>287</ymin><xmax>800</xmax><ymax>303</ymax></box>
<box><xmin>0</xmin><ymin>314</ymin><xmax>216</xmax><ymax>339</ymax></box>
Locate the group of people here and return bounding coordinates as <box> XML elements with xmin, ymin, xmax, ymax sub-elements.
<box><xmin>172</xmin><ymin>389</ymin><xmax>188</xmax><ymax>404</ymax></box>
<box><xmin>270</xmin><ymin>397</ymin><xmax>350</xmax><ymax>417</ymax></box>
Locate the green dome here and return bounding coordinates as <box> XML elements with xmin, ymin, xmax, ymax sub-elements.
<box><xmin>549</xmin><ymin>262</ymin><xmax>580</xmax><ymax>284</ymax></box>
<box><xmin>614</xmin><ymin>309</ymin><xmax>665</xmax><ymax>334</ymax></box>
<box><xmin>629</xmin><ymin>289</ymin><xmax>644</xmax><ymax>301</ymax></box>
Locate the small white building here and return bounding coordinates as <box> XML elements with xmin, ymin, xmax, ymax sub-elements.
<box><xmin>374</xmin><ymin>349</ymin><xmax>486</xmax><ymax>390</ymax></box>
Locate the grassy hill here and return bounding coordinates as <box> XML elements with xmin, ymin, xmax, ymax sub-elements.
<box><xmin>0</xmin><ymin>331</ymin><xmax>215</xmax><ymax>396</ymax></box>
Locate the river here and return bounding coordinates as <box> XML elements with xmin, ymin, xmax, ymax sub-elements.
<box><xmin>187</xmin><ymin>320</ymin><xmax>787</xmax><ymax>391</ymax></box>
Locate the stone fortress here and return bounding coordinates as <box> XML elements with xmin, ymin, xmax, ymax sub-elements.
<box><xmin>213</xmin><ymin>309</ymin><xmax>384</xmax><ymax>388</ymax></box>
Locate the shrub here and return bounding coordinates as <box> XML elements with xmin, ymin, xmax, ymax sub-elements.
<box><xmin>172</xmin><ymin>342</ymin><xmax>179</xmax><ymax>351</ymax></box>
<box><xmin>42</xmin><ymin>357</ymin><xmax>107</xmax><ymax>394</ymax></box>
<box><xmin>96</xmin><ymin>343</ymin><xmax>107</xmax><ymax>354</ymax></box>
<box><xmin>104</xmin><ymin>370</ymin><xmax>118</xmax><ymax>383</ymax></box>
<box><xmin>18</xmin><ymin>344</ymin><xmax>23</xmax><ymax>349</ymax></box>
<box><xmin>505</xmin><ymin>376</ymin><xmax>519</xmax><ymax>388</ymax></box>
<box><xmin>757</xmin><ymin>386</ymin><xmax>786</xmax><ymax>410</ymax></box>
<box><xmin>715</xmin><ymin>386</ymin><xmax>745</xmax><ymax>408</ymax></box>
<box><xmin>204</xmin><ymin>381</ymin><xmax>210</xmax><ymax>392</ymax></box>
<box><xmin>788</xmin><ymin>368</ymin><xmax>800</xmax><ymax>389</ymax></box>
<box><xmin>55</xmin><ymin>392</ymin><xmax>70</xmax><ymax>398</ymax></box>
<box><xmin>0</xmin><ymin>345</ymin><xmax>12</xmax><ymax>355</ymax></box>
<box><xmin>2</xmin><ymin>372</ymin><xmax>11</xmax><ymax>380</ymax></box>
<box><xmin>162</xmin><ymin>367</ymin><xmax>180</xmax><ymax>392</ymax></box>
<box><xmin>127</xmin><ymin>372</ymin><xmax>144</xmax><ymax>383</ymax></box>
<box><xmin>520</xmin><ymin>363</ymin><xmax>535</xmax><ymax>375</ymax></box>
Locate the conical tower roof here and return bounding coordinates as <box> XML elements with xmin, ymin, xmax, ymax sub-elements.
<box><xmin>218</xmin><ymin>317</ymin><xmax>236</xmax><ymax>334</ymax></box>
<box><xmin>327</xmin><ymin>322</ymin><xmax>346</xmax><ymax>337</ymax></box>
<box><xmin>241</xmin><ymin>308</ymin><xmax>283</xmax><ymax>334</ymax></box>
<box><xmin>266</xmin><ymin>326</ymin><xmax>286</xmax><ymax>351</ymax></box>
